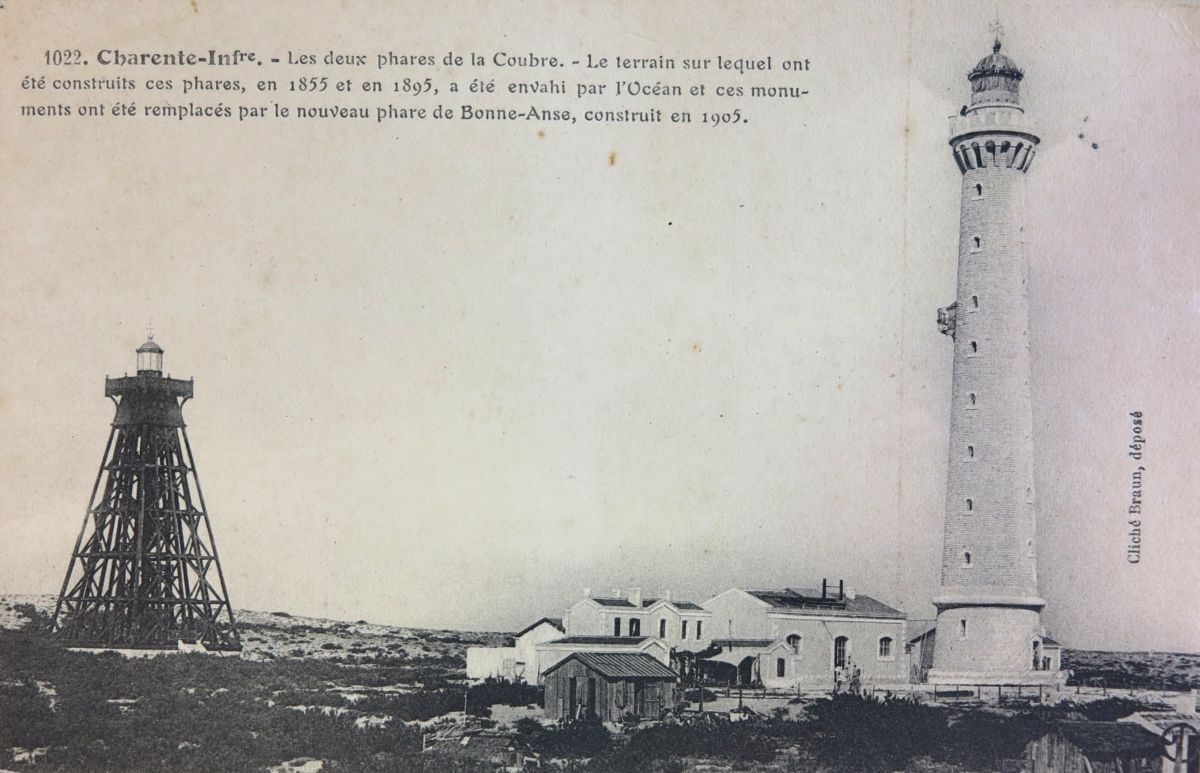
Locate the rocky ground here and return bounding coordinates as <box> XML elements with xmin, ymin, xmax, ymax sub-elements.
<box><xmin>1</xmin><ymin>594</ymin><xmax>1196</xmax><ymax>772</ymax></box>
<box><xmin>0</xmin><ymin>593</ymin><xmax>508</xmax><ymax>663</ymax></box>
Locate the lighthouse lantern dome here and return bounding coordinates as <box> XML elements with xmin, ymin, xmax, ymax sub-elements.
<box><xmin>136</xmin><ymin>335</ymin><xmax>164</xmax><ymax>375</ymax></box>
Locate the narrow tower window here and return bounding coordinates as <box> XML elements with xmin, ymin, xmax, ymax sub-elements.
<box><xmin>975</xmin><ymin>183</ymin><xmax>983</xmax><ymax>198</ymax></box>
<box><xmin>971</xmin><ymin>295</ymin><xmax>979</xmax><ymax>309</ymax></box>
<box><xmin>959</xmin><ymin>619</ymin><xmax>968</xmax><ymax>640</ymax></box>
<box><xmin>972</xmin><ymin>236</ymin><xmax>982</xmax><ymax>251</ymax></box>
<box><xmin>967</xmin><ymin>445</ymin><xmax>975</xmax><ymax>458</ymax></box>
<box><xmin>1009</xmin><ymin>142</ymin><xmax>1024</xmax><ymax>168</ymax></box>
<box><xmin>963</xmin><ymin>551</ymin><xmax>972</xmax><ymax>566</ymax></box>
<box><xmin>968</xmin><ymin>392</ymin><xmax>977</xmax><ymax>406</ymax></box>
<box><xmin>969</xmin><ymin>341</ymin><xmax>978</xmax><ymax>355</ymax></box>
<box><xmin>965</xmin><ymin>498</ymin><xmax>974</xmax><ymax>512</ymax></box>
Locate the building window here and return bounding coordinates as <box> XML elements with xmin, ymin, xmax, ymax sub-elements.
<box><xmin>786</xmin><ymin>634</ymin><xmax>802</xmax><ymax>654</ymax></box>
<box><xmin>613</xmin><ymin>618</ymin><xmax>621</xmax><ymax>637</ymax></box>
<box><xmin>974</xmin><ymin>183</ymin><xmax>983</xmax><ymax>198</ymax></box>
<box><xmin>776</xmin><ymin>658</ymin><xmax>786</xmax><ymax>678</ymax></box>
<box><xmin>967</xmin><ymin>445</ymin><xmax>975</xmax><ymax>459</ymax></box>
<box><xmin>971</xmin><ymin>295</ymin><xmax>979</xmax><ymax>309</ymax></box>
<box><xmin>959</xmin><ymin>619</ymin><xmax>968</xmax><ymax>640</ymax></box>
<box><xmin>833</xmin><ymin>636</ymin><xmax>849</xmax><ymax>668</ymax></box>
<box><xmin>968</xmin><ymin>392</ymin><xmax>977</xmax><ymax>406</ymax></box>
<box><xmin>696</xmin><ymin>620</ymin><xmax>702</xmax><ymax>640</ymax></box>
<box><xmin>963</xmin><ymin>550</ymin><xmax>972</xmax><ymax>566</ymax></box>
<box><xmin>965</xmin><ymin>498</ymin><xmax>973</xmax><ymax>512</ymax></box>
<box><xmin>629</xmin><ymin>618</ymin><xmax>640</xmax><ymax>637</ymax></box>
<box><xmin>972</xmin><ymin>236</ymin><xmax>982</xmax><ymax>252</ymax></box>
<box><xmin>659</xmin><ymin>618</ymin><xmax>666</xmax><ymax>639</ymax></box>
<box><xmin>681</xmin><ymin>620</ymin><xmax>688</xmax><ymax>640</ymax></box>
<box><xmin>878</xmin><ymin>637</ymin><xmax>893</xmax><ymax>659</ymax></box>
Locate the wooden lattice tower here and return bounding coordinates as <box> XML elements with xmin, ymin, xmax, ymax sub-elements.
<box><xmin>53</xmin><ymin>336</ymin><xmax>240</xmax><ymax>651</ymax></box>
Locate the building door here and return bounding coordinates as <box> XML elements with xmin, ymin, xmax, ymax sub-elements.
<box><xmin>737</xmin><ymin>656</ymin><xmax>756</xmax><ymax>685</ymax></box>
<box><xmin>1032</xmin><ymin>640</ymin><xmax>1041</xmax><ymax>670</ymax></box>
<box><xmin>586</xmin><ymin>678</ymin><xmax>597</xmax><ymax>718</ymax></box>
<box><xmin>633</xmin><ymin>681</ymin><xmax>645</xmax><ymax>715</ymax></box>
<box><xmin>834</xmin><ymin>636</ymin><xmax>849</xmax><ymax>669</ymax></box>
<box><xmin>567</xmin><ymin>677</ymin><xmax>577</xmax><ymax>718</ymax></box>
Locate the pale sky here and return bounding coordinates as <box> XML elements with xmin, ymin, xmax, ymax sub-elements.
<box><xmin>1</xmin><ymin>0</ymin><xmax>1197</xmax><ymax>652</ymax></box>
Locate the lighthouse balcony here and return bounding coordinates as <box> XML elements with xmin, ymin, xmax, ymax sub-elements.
<box><xmin>105</xmin><ymin>374</ymin><xmax>194</xmax><ymax>399</ymax></box>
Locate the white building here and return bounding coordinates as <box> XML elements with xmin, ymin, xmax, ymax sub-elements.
<box><xmin>701</xmin><ymin>582</ymin><xmax>909</xmax><ymax>688</ymax></box>
<box><xmin>466</xmin><ymin>617</ymin><xmax>563</xmax><ymax>684</ymax></box>
<box><xmin>562</xmin><ymin>587</ymin><xmax>713</xmax><ymax>653</ymax></box>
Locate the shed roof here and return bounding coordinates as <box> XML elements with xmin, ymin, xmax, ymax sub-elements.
<box><xmin>1054</xmin><ymin>722</ymin><xmax>1162</xmax><ymax>759</ymax></box>
<box><xmin>907</xmin><ymin>620</ymin><xmax>937</xmax><ymax>643</ymax></box>
<box><xmin>711</xmin><ymin>638</ymin><xmax>775</xmax><ymax>649</ymax></box>
<box><xmin>1124</xmin><ymin>710</ymin><xmax>1200</xmax><ymax>732</ymax></box>
<box><xmin>545</xmin><ymin>635</ymin><xmax>651</xmax><ymax>646</ymax></box>
<box><xmin>544</xmin><ymin>651</ymin><xmax>678</xmax><ymax>680</ymax></box>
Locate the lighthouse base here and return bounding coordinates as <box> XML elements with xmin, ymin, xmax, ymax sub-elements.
<box><xmin>928</xmin><ymin>601</ymin><xmax>1061</xmax><ymax>685</ymax></box>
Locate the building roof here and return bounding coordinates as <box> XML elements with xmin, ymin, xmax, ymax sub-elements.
<box><xmin>544</xmin><ymin>635</ymin><xmax>652</xmax><ymax>646</ymax></box>
<box><xmin>137</xmin><ymin>337</ymin><xmax>163</xmax><ymax>354</ymax></box>
<box><xmin>711</xmin><ymin>638</ymin><xmax>775</xmax><ymax>649</ymax></box>
<box><xmin>544</xmin><ymin>651</ymin><xmax>678</xmax><ymax>680</ymax></box>
<box><xmin>1041</xmin><ymin>636</ymin><xmax>1061</xmax><ymax>647</ymax></box>
<box><xmin>747</xmin><ymin>588</ymin><xmax>906</xmax><ymax>619</ymax></box>
<box><xmin>514</xmin><ymin>617</ymin><xmax>563</xmax><ymax>638</ymax></box>
<box><xmin>589</xmin><ymin>596</ymin><xmax>705</xmax><ymax>611</ymax></box>
<box><xmin>1123</xmin><ymin>710</ymin><xmax>1200</xmax><ymax>732</ymax></box>
<box><xmin>906</xmin><ymin>619</ymin><xmax>937</xmax><ymax>643</ymax></box>
<box><xmin>1053</xmin><ymin>722</ymin><xmax>1162</xmax><ymax>759</ymax></box>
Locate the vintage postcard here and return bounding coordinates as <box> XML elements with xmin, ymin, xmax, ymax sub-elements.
<box><xmin>0</xmin><ymin>1</ymin><xmax>1197</xmax><ymax>770</ymax></box>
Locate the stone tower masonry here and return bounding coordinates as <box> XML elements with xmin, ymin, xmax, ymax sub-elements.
<box><xmin>927</xmin><ymin>41</ymin><xmax>1061</xmax><ymax>685</ymax></box>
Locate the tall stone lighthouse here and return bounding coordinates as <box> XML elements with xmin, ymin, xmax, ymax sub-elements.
<box><xmin>927</xmin><ymin>40</ymin><xmax>1061</xmax><ymax>685</ymax></box>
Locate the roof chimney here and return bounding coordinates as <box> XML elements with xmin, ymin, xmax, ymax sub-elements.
<box><xmin>627</xmin><ymin>587</ymin><xmax>643</xmax><ymax>606</ymax></box>
<box><xmin>611</xmin><ymin>588</ymin><xmax>621</xmax><ymax>598</ymax></box>
<box><xmin>821</xmin><ymin>579</ymin><xmax>828</xmax><ymax>599</ymax></box>
<box><xmin>582</xmin><ymin>587</ymin><xmax>591</xmax><ymax>598</ymax></box>
<box><xmin>845</xmin><ymin>586</ymin><xmax>857</xmax><ymax>600</ymax></box>
<box><xmin>838</xmin><ymin>580</ymin><xmax>845</xmax><ymax>600</ymax></box>
<box><xmin>662</xmin><ymin>589</ymin><xmax>672</xmax><ymax>601</ymax></box>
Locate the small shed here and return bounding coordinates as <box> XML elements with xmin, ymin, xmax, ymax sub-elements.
<box><xmin>543</xmin><ymin>651</ymin><xmax>678</xmax><ymax>723</ymax></box>
<box><xmin>1024</xmin><ymin>721</ymin><xmax>1163</xmax><ymax>773</ymax></box>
